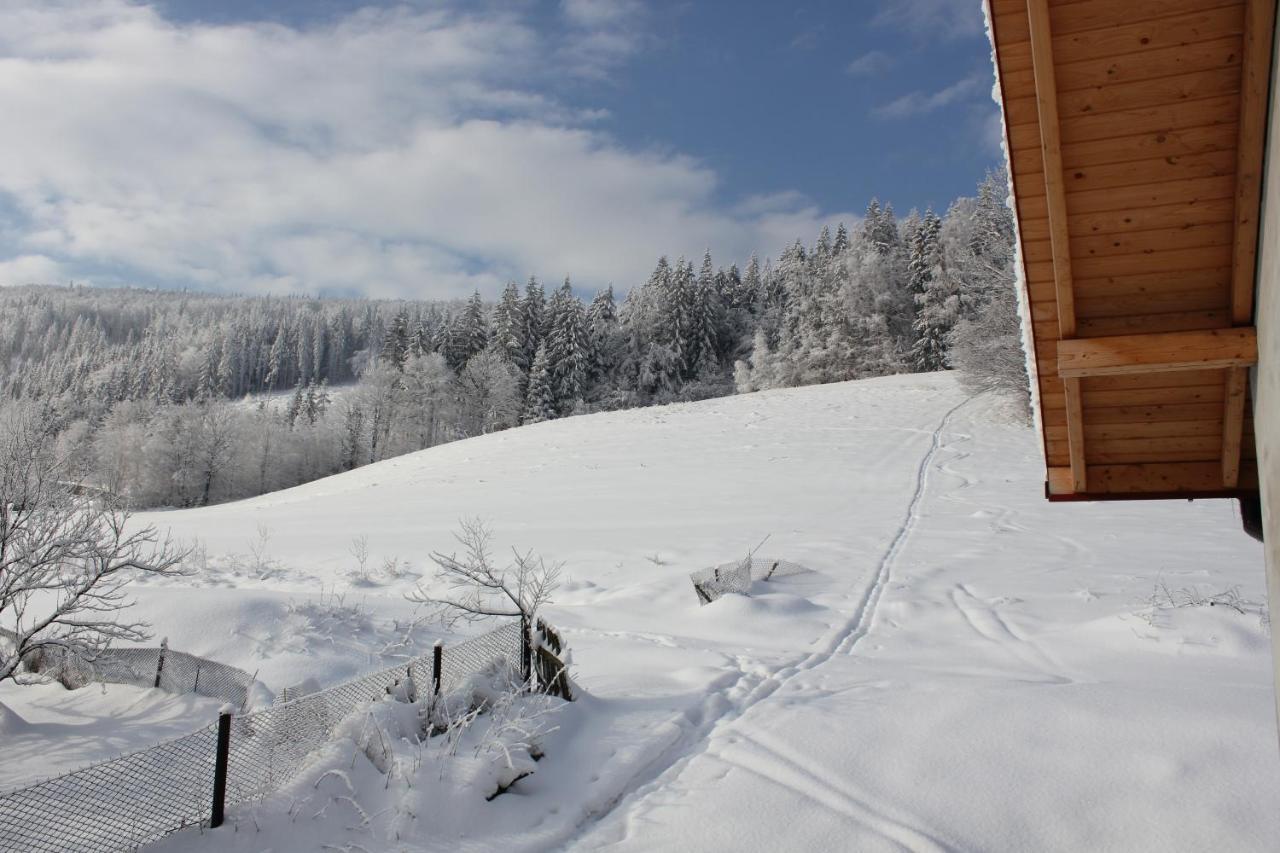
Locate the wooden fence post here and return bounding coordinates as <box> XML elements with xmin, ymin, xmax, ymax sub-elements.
<box><xmin>210</xmin><ymin>708</ymin><xmax>232</xmax><ymax>829</ymax></box>
<box><xmin>520</xmin><ymin>615</ymin><xmax>532</xmax><ymax>686</ymax></box>
<box><xmin>432</xmin><ymin>640</ymin><xmax>443</xmax><ymax>696</ymax></box>
<box><xmin>154</xmin><ymin>637</ymin><xmax>168</xmax><ymax>689</ymax></box>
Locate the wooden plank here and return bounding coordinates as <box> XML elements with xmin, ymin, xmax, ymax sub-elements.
<box><xmin>1063</xmin><ymin>175</ymin><xmax>1235</xmax><ymax>216</ymax></box>
<box><xmin>1057</xmin><ymin>326</ymin><xmax>1258</xmax><ymax>378</ymax></box>
<box><xmin>1080</xmin><ymin>369</ymin><xmax>1229</xmax><ymax>391</ymax></box>
<box><xmin>1087</xmin><ymin>435</ymin><xmax>1225</xmax><ymax>465</ymax></box>
<box><xmin>1064</xmin><ymin>376</ymin><xmax>1088</xmax><ymax>491</ymax></box>
<box><xmin>1088</xmin><ymin>460</ymin><xmax>1258</xmax><ymax>493</ymax></box>
<box><xmin>1086</xmin><ymin>382</ymin><xmax>1226</xmax><ymax>408</ymax></box>
<box><xmin>1076</xmin><ymin>310</ymin><xmax>1231</xmax><ymax>337</ymax></box>
<box><xmin>1070</xmin><ymin>221</ymin><xmax>1233</xmax><ymax>260</ymax></box>
<box><xmin>1043</xmin><ymin>401</ymin><xmax>1225</xmax><ymax>425</ymax></box>
<box><xmin>1058</xmin><ymin>66</ymin><xmax>1242</xmax><ymax>120</ymax></box>
<box><xmin>1052</xmin><ymin>36</ymin><xmax>1243</xmax><ymax>93</ymax></box>
<box><xmin>1057</xmin><ymin>95</ymin><xmax>1239</xmax><ymax>146</ymax></box>
<box><xmin>1053</xmin><ymin>7</ymin><xmax>1246</xmax><ymax>66</ymax></box>
<box><xmin>1042</xmin><ymin>381</ymin><xmax>1226</xmax><ymax>409</ymax></box>
<box><xmin>1047</xmin><ymin>460</ymin><xmax>1258</xmax><ymax>496</ymax></box>
<box><xmin>1067</xmin><ymin>267</ymin><xmax>1232</xmax><ymax>300</ymax></box>
<box><xmin>1010</xmin><ymin>122</ymin><xmax>1241</xmax><ymax>178</ymax></box>
<box><xmin>1066</xmin><ymin>196</ymin><xmax>1236</xmax><ymax>238</ymax></box>
<box><xmin>1050</xmin><ymin>0</ymin><xmax>1246</xmax><ymax>38</ymax></box>
<box><xmin>1059</xmin><ymin>149</ymin><xmax>1237</xmax><ymax>195</ymax></box>
<box><xmin>1074</xmin><ymin>287</ymin><xmax>1229</xmax><ymax>318</ymax></box>
<box><xmin>1045</xmin><ymin>419</ymin><xmax>1226</xmax><ymax>442</ymax></box>
<box><xmin>1230</xmin><ymin>0</ymin><xmax>1276</xmax><ymax>323</ymax></box>
<box><xmin>1028</xmin><ymin>0</ymin><xmax>1078</xmax><ymax>339</ymax></box>
<box><xmin>1071</xmin><ymin>244</ymin><xmax>1232</xmax><ymax>279</ymax></box>
<box><xmin>1222</xmin><ymin>365</ymin><xmax>1248</xmax><ymax>486</ymax></box>
<box><xmin>1035</xmin><ymin>311</ymin><xmax>1232</xmax><ymax>340</ymax></box>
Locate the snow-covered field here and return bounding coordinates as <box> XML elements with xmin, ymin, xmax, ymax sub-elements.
<box><xmin>3</xmin><ymin>372</ymin><xmax>1277</xmax><ymax>851</ymax></box>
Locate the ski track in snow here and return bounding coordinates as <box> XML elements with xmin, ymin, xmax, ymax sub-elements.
<box><xmin>560</xmin><ymin>396</ymin><xmax>973</xmax><ymax>850</ymax></box>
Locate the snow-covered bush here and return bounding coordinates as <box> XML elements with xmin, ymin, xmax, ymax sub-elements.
<box><xmin>407</xmin><ymin>519</ymin><xmax>561</xmax><ymax>628</ymax></box>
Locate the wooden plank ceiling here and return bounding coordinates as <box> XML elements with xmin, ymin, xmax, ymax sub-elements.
<box><xmin>989</xmin><ymin>0</ymin><xmax>1276</xmax><ymax>500</ymax></box>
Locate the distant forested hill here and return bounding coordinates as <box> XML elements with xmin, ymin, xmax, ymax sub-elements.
<box><xmin>0</xmin><ymin>170</ymin><xmax>1025</xmax><ymax>508</ymax></box>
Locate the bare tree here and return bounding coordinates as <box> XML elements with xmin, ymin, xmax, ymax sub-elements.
<box><xmin>0</xmin><ymin>406</ymin><xmax>189</xmax><ymax>685</ymax></box>
<box><xmin>407</xmin><ymin>519</ymin><xmax>560</xmax><ymax>626</ymax></box>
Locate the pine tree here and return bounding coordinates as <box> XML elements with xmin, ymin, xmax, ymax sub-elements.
<box><xmin>523</xmin><ymin>343</ymin><xmax>558</xmax><ymax>424</ymax></box>
<box><xmin>544</xmin><ymin>279</ymin><xmax>590</xmax><ymax>411</ymax></box>
<box><xmin>833</xmin><ymin>222</ymin><xmax>850</xmax><ymax>256</ymax></box>
<box><xmin>692</xmin><ymin>251</ymin><xmax>722</xmax><ymax>373</ymax></box>
<box><xmin>909</xmin><ymin>209</ymin><xmax>951</xmax><ymax>372</ymax></box>
<box><xmin>492</xmin><ymin>281</ymin><xmax>527</xmax><ymax>369</ymax></box>
<box><xmin>265</xmin><ymin>328</ymin><xmax>287</xmax><ymax>390</ymax></box>
<box><xmin>458</xmin><ymin>291</ymin><xmax>489</xmax><ymax>361</ymax></box>
<box><xmin>381</xmin><ymin>309</ymin><xmax>411</xmax><ymax>369</ymax></box>
<box><xmin>521</xmin><ymin>277</ymin><xmax>546</xmax><ymax>370</ymax></box>
<box><xmin>587</xmin><ymin>286</ymin><xmax>619</xmax><ymax>385</ymax></box>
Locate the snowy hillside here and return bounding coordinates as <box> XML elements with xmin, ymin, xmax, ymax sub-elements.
<box><xmin>4</xmin><ymin>373</ymin><xmax>1276</xmax><ymax>851</ymax></box>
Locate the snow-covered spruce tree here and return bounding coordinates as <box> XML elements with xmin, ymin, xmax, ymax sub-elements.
<box><xmin>691</xmin><ymin>251</ymin><xmax>723</xmax><ymax>375</ymax></box>
<box><xmin>492</xmin><ymin>282</ymin><xmax>528</xmax><ymax>372</ymax></box>
<box><xmin>381</xmin><ymin>309</ymin><xmax>412</xmax><ymax>370</ymax></box>
<box><xmin>908</xmin><ymin>209</ymin><xmax>949</xmax><ymax>372</ymax></box>
<box><xmin>587</xmin><ymin>286</ymin><xmax>622</xmax><ymax>391</ymax></box>
<box><xmin>521</xmin><ymin>277</ymin><xmax>546</xmax><ymax>371</ymax></box>
<box><xmin>522</xmin><ymin>343</ymin><xmax>558</xmax><ymax>424</ymax></box>
<box><xmin>544</xmin><ymin>280</ymin><xmax>591</xmax><ymax>413</ymax></box>
<box><xmin>459</xmin><ymin>292</ymin><xmax>490</xmax><ymax>364</ymax></box>
<box><xmin>0</xmin><ymin>405</ymin><xmax>187</xmax><ymax>686</ymax></box>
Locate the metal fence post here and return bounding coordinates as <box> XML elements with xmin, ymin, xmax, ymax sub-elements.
<box><xmin>154</xmin><ymin>637</ymin><xmax>168</xmax><ymax>689</ymax></box>
<box><xmin>432</xmin><ymin>640</ymin><xmax>443</xmax><ymax>696</ymax></box>
<box><xmin>210</xmin><ymin>708</ymin><xmax>232</xmax><ymax>828</ymax></box>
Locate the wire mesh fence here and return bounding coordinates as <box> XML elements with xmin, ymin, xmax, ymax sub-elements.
<box><xmin>0</xmin><ymin>619</ymin><xmax>525</xmax><ymax>853</ymax></box>
<box><xmin>15</xmin><ymin>641</ymin><xmax>258</xmax><ymax>708</ymax></box>
<box><xmin>690</xmin><ymin>556</ymin><xmax>812</xmax><ymax>604</ymax></box>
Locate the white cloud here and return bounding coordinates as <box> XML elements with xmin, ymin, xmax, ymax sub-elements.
<box><xmin>561</xmin><ymin>0</ymin><xmax>643</xmax><ymax>29</ymax></box>
<box><xmin>873</xmin><ymin>73</ymin><xmax>987</xmax><ymax>119</ymax></box>
<box><xmin>873</xmin><ymin>0</ymin><xmax>985</xmax><ymax>41</ymax></box>
<box><xmin>0</xmin><ymin>1</ymin><xmax>848</xmax><ymax>297</ymax></box>
<box><xmin>846</xmin><ymin>50</ymin><xmax>894</xmax><ymax>77</ymax></box>
<box><xmin>0</xmin><ymin>254</ymin><xmax>66</xmax><ymax>286</ymax></box>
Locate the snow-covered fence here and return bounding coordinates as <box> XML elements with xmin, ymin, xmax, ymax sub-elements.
<box><xmin>19</xmin><ymin>640</ymin><xmax>258</xmax><ymax>709</ymax></box>
<box><xmin>0</xmin><ymin>620</ymin><xmax>525</xmax><ymax>853</ymax></box>
<box><xmin>690</xmin><ymin>557</ymin><xmax>812</xmax><ymax>605</ymax></box>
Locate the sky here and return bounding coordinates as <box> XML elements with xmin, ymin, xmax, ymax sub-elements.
<box><xmin>0</xmin><ymin>0</ymin><xmax>1002</xmax><ymax>300</ymax></box>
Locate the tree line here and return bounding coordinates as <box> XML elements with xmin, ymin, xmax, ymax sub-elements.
<box><xmin>0</xmin><ymin>170</ymin><xmax>1026</xmax><ymax>508</ymax></box>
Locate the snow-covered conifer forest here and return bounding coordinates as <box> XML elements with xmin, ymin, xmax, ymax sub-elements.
<box><xmin>0</xmin><ymin>172</ymin><xmax>1024</xmax><ymax>508</ymax></box>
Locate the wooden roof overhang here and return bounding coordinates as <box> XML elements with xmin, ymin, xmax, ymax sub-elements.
<box><xmin>989</xmin><ymin>0</ymin><xmax>1276</xmax><ymax>501</ymax></box>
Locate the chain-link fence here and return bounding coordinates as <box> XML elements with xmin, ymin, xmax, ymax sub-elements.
<box><xmin>0</xmin><ymin>619</ymin><xmax>525</xmax><ymax>853</ymax></box>
<box><xmin>14</xmin><ymin>640</ymin><xmax>258</xmax><ymax>708</ymax></box>
<box><xmin>690</xmin><ymin>557</ymin><xmax>812</xmax><ymax>604</ymax></box>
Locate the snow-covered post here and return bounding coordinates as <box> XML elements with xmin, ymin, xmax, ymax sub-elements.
<box><xmin>154</xmin><ymin>637</ymin><xmax>168</xmax><ymax>689</ymax></box>
<box><xmin>210</xmin><ymin>706</ymin><xmax>233</xmax><ymax>829</ymax></box>
<box><xmin>520</xmin><ymin>615</ymin><xmax>532</xmax><ymax>687</ymax></box>
<box><xmin>432</xmin><ymin>640</ymin><xmax>443</xmax><ymax>696</ymax></box>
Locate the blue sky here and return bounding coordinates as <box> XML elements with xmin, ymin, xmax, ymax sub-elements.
<box><xmin>0</xmin><ymin>0</ymin><xmax>1000</xmax><ymax>299</ymax></box>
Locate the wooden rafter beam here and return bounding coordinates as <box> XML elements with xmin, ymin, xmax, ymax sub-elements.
<box><xmin>1231</xmin><ymin>0</ymin><xmax>1278</xmax><ymax>324</ymax></box>
<box><xmin>1221</xmin><ymin>0</ymin><xmax>1276</xmax><ymax>488</ymax></box>
<box><xmin>1057</xmin><ymin>328</ymin><xmax>1258</xmax><ymax>379</ymax></box>
<box><xmin>1027</xmin><ymin>0</ymin><xmax>1084</xmax><ymax>491</ymax></box>
<box><xmin>1222</xmin><ymin>367</ymin><xmax>1249</xmax><ymax>488</ymax></box>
